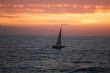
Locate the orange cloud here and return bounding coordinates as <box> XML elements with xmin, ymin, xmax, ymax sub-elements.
<box><xmin>0</xmin><ymin>12</ymin><xmax>110</xmax><ymax>26</ymax></box>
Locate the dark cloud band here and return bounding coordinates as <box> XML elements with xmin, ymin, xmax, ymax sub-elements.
<box><xmin>0</xmin><ymin>0</ymin><xmax>110</xmax><ymax>5</ymax></box>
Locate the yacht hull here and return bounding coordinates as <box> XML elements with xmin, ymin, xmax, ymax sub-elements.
<box><xmin>52</xmin><ymin>45</ymin><xmax>65</xmax><ymax>49</ymax></box>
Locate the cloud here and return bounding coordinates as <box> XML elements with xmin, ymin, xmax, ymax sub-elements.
<box><xmin>0</xmin><ymin>3</ymin><xmax>110</xmax><ymax>14</ymax></box>
<box><xmin>0</xmin><ymin>0</ymin><xmax>110</xmax><ymax>14</ymax></box>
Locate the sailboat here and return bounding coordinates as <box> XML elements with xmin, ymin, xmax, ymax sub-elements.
<box><xmin>52</xmin><ymin>27</ymin><xmax>65</xmax><ymax>49</ymax></box>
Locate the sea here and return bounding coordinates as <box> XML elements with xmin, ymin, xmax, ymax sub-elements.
<box><xmin>0</xmin><ymin>36</ymin><xmax>110</xmax><ymax>73</ymax></box>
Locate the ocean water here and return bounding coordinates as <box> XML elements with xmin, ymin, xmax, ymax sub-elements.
<box><xmin>0</xmin><ymin>36</ymin><xmax>110</xmax><ymax>73</ymax></box>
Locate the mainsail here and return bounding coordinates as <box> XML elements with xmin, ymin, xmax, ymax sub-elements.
<box><xmin>56</xmin><ymin>28</ymin><xmax>62</xmax><ymax>46</ymax></box>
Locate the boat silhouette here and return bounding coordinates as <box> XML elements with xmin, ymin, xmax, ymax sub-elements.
<box><xmin>52</xmin><ymin>27</ymin><xmax>65</xmax><ymax>49</ymax></box>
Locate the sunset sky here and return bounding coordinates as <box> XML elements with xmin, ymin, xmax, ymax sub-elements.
<box><xmin>0</xmin><ymin>0</ymin><xmax>110</xmax><ymax>36</ymax></box>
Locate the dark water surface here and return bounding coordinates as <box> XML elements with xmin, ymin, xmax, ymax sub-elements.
<box><xmin>0</xmin><ymin>36</ymin><xmax>110</xmax><ymax>73</ymax></box>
